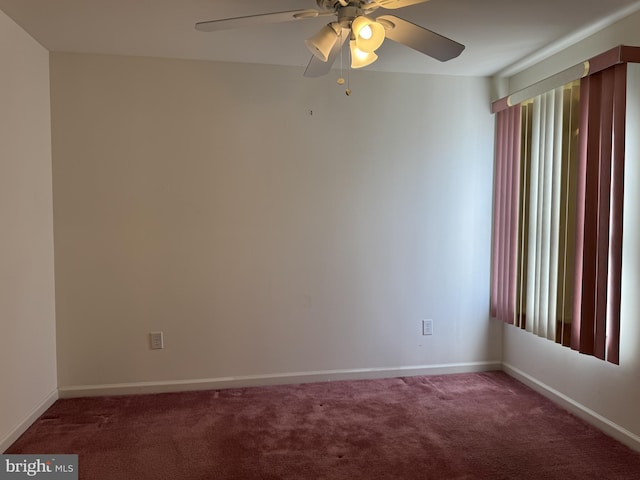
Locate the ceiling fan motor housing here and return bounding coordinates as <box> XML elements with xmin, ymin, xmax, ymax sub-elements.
<box><xmin>337</xmin><ymin>6</ymin><xmax>364</xmax><ymax>27</ymax></box>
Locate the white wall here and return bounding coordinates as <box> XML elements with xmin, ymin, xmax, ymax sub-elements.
<box><xmin>499</xmin><ymin>11</ymin><xmax>640</xmax><ymax>446</ymax></box>
<box><xmin>0</xmin><ymin>11</ymin><xmax>57</xmax><ymax>451</ymax></box>
<box><xmin>50</xmin><ymin>53</ymin><xmax>501</xmax><ymax>394</ymax></box>
<box><xmin>508</xmin><ymin>9</ymin><xmax>640</xmax><ymax>93</ymax></box>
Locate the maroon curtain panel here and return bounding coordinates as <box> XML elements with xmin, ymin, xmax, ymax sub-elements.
<box><xmin>571</xmin><ymin>63</ymin><xmax>627</xmax><ymax>364</ymax></box>
<box><xmin>491</xmin><ymin>105</ymin><xmax>522</xmax><ymax>324</ymax></box>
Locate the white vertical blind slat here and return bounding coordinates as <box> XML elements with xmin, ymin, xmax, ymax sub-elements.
<box><xmin>539</xmin><ymin>91</ymin><xmax>554</xmax><ymax>338</ymax></box>
<box><xmin>548</xmin><ymin>87</ymin><xmax>565</xmax><ymax>340</ymax></box>
<box><xmin>526</xmin><ymin>96</ymin><xmax>542</xmax><ymax>334</ymax></box>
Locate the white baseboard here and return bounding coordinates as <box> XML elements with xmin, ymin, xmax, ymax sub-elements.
<box><xmin>58</xmin><ymin>361</ymin><xmax>502</xmax><ymax>398</ymax></box>
<box><xmin>502</xmin><ymin>362</ymin><xmax>640</xmax><ymax>453</ymax></box>
<box><xmin>1</xmin><ymin>389</ymin><xmax>58</xmax><ymax>453</ymax></box>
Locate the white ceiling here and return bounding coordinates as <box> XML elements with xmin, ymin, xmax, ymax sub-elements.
<box><xmin>2</xmin><ymin>0</ymin><xmax>640</xmax><ymax>77</ymax></box>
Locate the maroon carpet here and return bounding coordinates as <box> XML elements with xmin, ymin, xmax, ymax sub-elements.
<box><xmin>6</xmin><ymin>372</ymin><xmax>640</xmax><ymax>479</ymax></box>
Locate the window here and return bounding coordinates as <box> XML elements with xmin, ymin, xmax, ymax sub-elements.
<box><xmin>490</xmin><ymin>48</ymin><xmax>635</xmax><ymax>364</ymax></box>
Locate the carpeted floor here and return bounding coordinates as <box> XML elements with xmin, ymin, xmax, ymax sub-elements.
<box><xmin>6</xmin><ymin>371</ymin><xmax>640</xmax><ymax>479</ymax></box>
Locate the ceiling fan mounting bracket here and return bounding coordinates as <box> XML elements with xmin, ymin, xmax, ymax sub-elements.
<box><xmin>316</xmin><ymin>0</ymin><xmax>379</xmax><ymax>16</ymax></box>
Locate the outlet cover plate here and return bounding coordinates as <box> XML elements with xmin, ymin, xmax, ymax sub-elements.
<box><xmin>422</xmin><ymin>319</ymin><xmax>433</xmax><ymax>336</ymax></box>
<box><xmin>150</xmin><ymin>331</ymin><xmax>164</xmax><ymax>349</ymax></box>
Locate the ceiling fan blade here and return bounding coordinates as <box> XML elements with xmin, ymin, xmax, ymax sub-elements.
<box><xmin>373</xmin><ymin>0</ymin><xmax>430</xmax><ymax>9</ymax></box>
<box><xmin>376</xmin><ymin>14</ymin><xmax>464</xmax><ymax>62</ymax></box>
<box><xmin>304</xmin><ymin>29</ymin><xmax>349</xmax><ymax>78</ymax></box>
<box><xmin>196</xmin><ymin>9</ymin><xmax>331</xmax><ymax>32</ymax></box>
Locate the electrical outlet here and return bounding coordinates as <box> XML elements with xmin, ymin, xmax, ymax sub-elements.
<box><xmin>422</xmin><ymin>319</ymin><xmax>433</xmax><ymax>336</ymax></box>
<box><xmin>150</xmin><ymin>331</ymin><xmax>164</xmax><ymax>350</ymax></box>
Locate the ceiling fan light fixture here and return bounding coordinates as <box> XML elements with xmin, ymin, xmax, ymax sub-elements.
<box><xmin>350</xmin><ymin>40</ymin><xmax>378</xmax><ymax>68</ymax></box>
<box><xmin>351</xmin><ymin>16</ymin><xmax>385</xmax><ymax>53</ymax></box>
<box><xmin>305</xmin><ymin>23</ymin><xmax>340</xmax><ymax>62</ymax></box>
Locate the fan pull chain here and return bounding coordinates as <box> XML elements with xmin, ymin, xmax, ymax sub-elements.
<box><xmin>337</xmin><ymin>29</ymin><xmax>345</xmax><ymax>87</ymax></box>
<box><xmin>346</xmin><ymin>66</ymin><xmax>351</xmax><ymax>96</ymax></box>
<box><xmin>345</xmin><ymin>42</ymin><xmax>352</xmax><ymax>96</ymax></box>
<box><xmin>335</xmin><ymin>30</ymin><xmax>350</xmax><ymax>96</ymax></box>
<box><xmin>334</xmin><ymin>28</ymin><xmax>351</xmax><ymax>95</ymax></box>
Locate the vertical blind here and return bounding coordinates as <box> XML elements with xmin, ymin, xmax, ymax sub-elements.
<box><xmin>572</xmin><ymin>63</ymin><xmax>627</xmax><ymax>363</ymax></box>
<box><xmin>517</xmin><ymin>83</ymin><xmax>580</xmax><ymax>344</ymax></box>
<box><xmin>490</xmin><ymin>105</ymin><xmax>521</xmax><ymax>324</ymax></box>
<box><xmin>525</xmin><ymin>88</ymin><xmax>562</xmax><ymax>339</ymax></box>
<box><xmin>491</xmin><ymin>63</ymin><xmax>627</xmax><ymax>364</ymax></box>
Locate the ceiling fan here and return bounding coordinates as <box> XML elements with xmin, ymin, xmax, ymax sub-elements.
<box><xmin>195</xmin><ymin>0</ymin><xmax>465</xmax><ymax>77</ymax></box>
